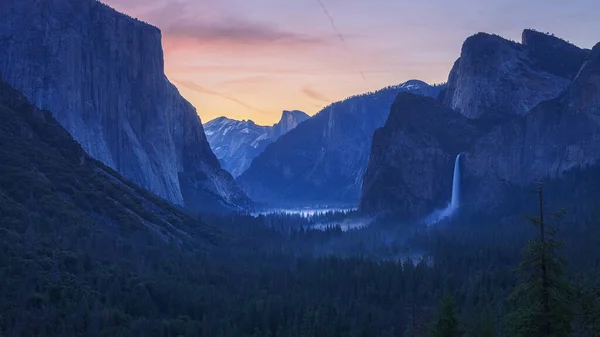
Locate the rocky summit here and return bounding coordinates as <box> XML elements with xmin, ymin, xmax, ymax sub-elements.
<box><xmin>0</xmin><ymin>0</ymin><xmax>251</xmax><ymax>213</ymax></box>
<box><xmin>204</xmin><ymin>110</ymin><xmax>309</xmax><ymax>177</ymax></box>
<box><xmin>442</xmin><ymin>30</ymin><xmax>589</xmax><ymax>119</ymax></box>
<box><xmin>361</xmin><ymin>30</ymin><xmax>600</xmax><ymax>219</ymax></box>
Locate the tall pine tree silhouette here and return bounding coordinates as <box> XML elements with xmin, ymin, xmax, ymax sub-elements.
<box><xmin>507</xmin><ymin>180</ymin><xmax>573</xmax><ymax>337</ymax></box>
<box><xmin>430</xmin><ymin>293</ymin><xmax>462</xmax><ymax>337</ymax></box>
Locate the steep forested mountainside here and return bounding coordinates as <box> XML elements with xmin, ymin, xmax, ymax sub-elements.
<box><xmin>0</xmin><ymin>76</ymin><xmax>220</xmax><ymax>248</ymax></box>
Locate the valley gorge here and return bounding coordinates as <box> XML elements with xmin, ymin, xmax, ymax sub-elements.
<box><xmin>238</xmin><ymin>80</ymin><xmax>445</xmax><ymax>207</ymax></box>
<box><xmin>2</xmin><ymin>0</ymin><xmax>600</xmax><ymax>334</ymax></box>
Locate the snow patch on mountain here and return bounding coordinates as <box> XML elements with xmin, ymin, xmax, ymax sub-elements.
<box><xmin>204</xmin><ymin>110</ymin><xmax>310</xmax><ymax>177</ymax></box>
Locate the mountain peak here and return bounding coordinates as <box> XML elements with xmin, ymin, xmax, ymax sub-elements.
<box><xmin>461</xmin><ymin>32</ymin><xmax>519</xmax><ymax>59</ymax></box>
<box><xmin>521</xmin><ymin>29</ymin><xmax>578</xmax><ymax>49</ymax></box>
<box><xmin>203</xmin><ymin>110</ymin><xmax>309</xmax><ymax>177</ymax></box>
<box><xmin>398</xmin><ymin>79</ymin><xmax>429</xmax><ymax>90</ymax></box>
<box><xmin>274</xmin><ymin>110</ymin><xmax>310</xmax><ymax>139</ymax></box>
<box><xmin>444</xmin><ymin>29</ymin><xmax>588</xmax><ymax>119</ymax></box>
<box><xmin>279</xmin><ymin>110</ymin><xmax>309</xmax><ymax>123</ymax></box>
<box><xmin>521</xmin><ymin>29</ymin><xmax>590</xmax><ymax>79</ymax></box>
<box><xmin>210</xmin><ymin>116</ymin><xmax>234</xmax><ymax>123</ymax></box>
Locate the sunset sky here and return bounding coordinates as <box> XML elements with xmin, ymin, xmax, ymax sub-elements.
<box><xmin>103</xmin><ymin>0</ymin><xmax>600</xmax><ymax>125</ymax></box>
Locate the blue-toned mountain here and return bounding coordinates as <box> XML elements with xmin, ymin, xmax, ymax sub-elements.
<box><xmin>360</xmin><ymin>30</ymin><xmax>599</xmax><ymax>219</ymax></box>
<box><xmin>238</xmin><ymin>80</ymin><xmax>444</xmax><ymax>207</ymax></box>
<box><xmin>0</xmin><ymin>0</ymin><xmax>251</xmax><ymax>213</ymax></box>
<box><xmin>204</xmin><ymin>110</ymin><xmax>309</xmax><ymax>177</ymax></box>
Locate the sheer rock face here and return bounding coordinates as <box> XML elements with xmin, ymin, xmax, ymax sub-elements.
<box><xmin>237</xmin><ymin>80</ymin><xmax>444</xmax><ymax>207</ymax></box>
<box><xmin>360</xmin><ymin>32</ymin><xmax>599</xmax><ymax>219</ymax></box>
<box><xmin>0</xmin><ymin>0</ymin><xmax>251</xmax><ymax>212</ymax></box>
<box><xmin>204</xmin><ymin>110</ymin><xmax>309</xmax><ymax>177</ymax></box>
<box><xmin>360</xmin><ymin>93</ymin><xmax>480</xmax><ymax>218</ymax></box>
<box><xmin>443</xmin><ymin>31</ymin><xmax>589</xmax><ymax>119</ymax></box>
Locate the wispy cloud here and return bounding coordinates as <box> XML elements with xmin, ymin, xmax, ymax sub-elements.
<box><xmin>168</xmin><ymin>64</ymin><xmax>320</xmax><ymax>75</ymax></box>
<box><xmin>302</xmin><ymin>88</ymin><xmax>331</xmax><ymax>103</ymax></box>
<box><xmin>164</xmin><ymin>19</ymin><xmax>328</xmax><ymax>47</ymax></box>
<box><xmin>106</xmin><ymin>0</ymin><xmax>329</xmax><ymax>52</ymax></box>
<box><xmin>167</xmin><ymin>64</ymin><xmax>413</xmax><ymax>76</ymax></box>
<box><xmin>173</xmin><ymin>79</ymin><xmax>270</xmax><ymax>115</ymax></box>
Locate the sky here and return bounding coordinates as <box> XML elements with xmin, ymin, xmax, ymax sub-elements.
<box><xmin>103</xmin><ymin>0</ymin><xmax>600</xmax><ymax>125</ymax></box>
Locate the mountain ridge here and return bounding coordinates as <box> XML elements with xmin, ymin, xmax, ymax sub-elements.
<box><xmin>238</xmin><ymin>80</ymin><xmax>445</xmax><ymax>207</ymax></box>
<box><xmin>204</xmin><ymin>110</ymin><xmax>309</xmax><ymax>177</ymax></box>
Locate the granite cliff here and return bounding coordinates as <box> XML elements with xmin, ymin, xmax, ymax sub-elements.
<box><xmin>360</xmin><ymin>93</ymin><xmax>481</xmax><ymax>218</ymax></box>
<box><xmin>442</xmin><ymin>29</ymin><xmax>589</xmax><ymax>119</ymax></box>
<box><xmin>0</xmin><ymin>0</ymin><xmax>251</xmax><ymax>212</ymax></box>
<box><xmin>204</xmin><ymin>110</ymin><xmax>309</xmax><ymax>177</ymax></box>
<box><xmin>0</xmin><ymin>74</ymin><xmax>216</xmax><ymax>245</ymax></box>
<box><xmin>361</xmin><ymin>31</ymin><xmax>599</xmax><ymax>219</ymax></box>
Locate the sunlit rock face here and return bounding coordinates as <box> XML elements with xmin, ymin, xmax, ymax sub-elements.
<box><xmin>238</xmin><ymin>80</ymin><xmax>445</xmax><ymax>207</ymax></box>
<box><xmin>361</xmin><ymin>31</ymin><xmax>600</xmax><ymax>219</ymax></box>
<box><xmin>204</xmin><ymin>110</ymin><xmax>309</xmax><ymax>177</ymax></box>
<box><xmin>0</xmin><ymin>0</ymin><xmax>251</xmax><ymax>212</ymax></box>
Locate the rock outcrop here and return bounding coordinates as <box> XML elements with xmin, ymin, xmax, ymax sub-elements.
<box><xmin>0</xmin><ymin>0</ymin><xmax>251</xmax><ymax>212</ymax></box>
<box><xmin>360</xmin><ymin>93</ymin><xmax>480</xmax><ymax>218</ymax></box>
<box><xmin>238</xmin><ymin>80</ymin><xmax>444</xmax><ymax>206</ymax></box>
<box><xmin>0</xmin><ymin>75</ymin><xmax>214</xmax><ymax>245</ymax></box>
<box><xmin>443</xmin><ymin>30</ymin><xmax>589</xmax><ymax>119</ymax></box>
<box><xmin>360</xmin><ymin>31</ymin><xmax>600</xmax><ymax>219</ymax></box>
<box><xmin>204</xmin><ymin>110</ymin><xmax>309</xmax><ymax>177</ymax></box>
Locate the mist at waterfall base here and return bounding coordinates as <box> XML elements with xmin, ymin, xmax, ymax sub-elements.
<box><xmin>424</xmin><ymin>154</ymin><xmax>462</xmax><ymax>225</ymax></box>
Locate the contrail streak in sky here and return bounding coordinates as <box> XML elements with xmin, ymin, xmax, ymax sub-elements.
<box><xmin>316</xmin><ymin>0</ymin><xmax>346</xmax><ymax>44</ymax></box>
<box><xmin>315</xmin><ymin>0</ymin><xmax>367</xmax><ymax>82</ymax></box>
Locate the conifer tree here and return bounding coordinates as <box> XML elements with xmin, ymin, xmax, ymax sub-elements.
<box><xmin>430</xmin><ymin>293</ymin><xmax>463</xmax><ymax>337</ymax></box>
<box><xmin>507</xmin><ymin>180</ymin><xmax>573</xmax><ymax>337</ymax></box>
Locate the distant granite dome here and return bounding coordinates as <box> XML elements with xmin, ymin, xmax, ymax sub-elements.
<box><xmin>274</xmin><ymin>110</ymin><xmax>310</xmax><ymax>138</ymax></box>
<box><xmin>237</xmin><ymin>80</ymin><xmax>445</xmax><ymax>207</ymax></box>
<box><xmin>360</xmin><ymin>31</ymin><xmax>600</xmax><ymax>219</ymax></box>
<box><xmin>204</xmin><ymin>110</ymin><xmax>309</xmax><ymax>177</ymax></box>
<box><xmin>443</xmin><ymin>30</ymin><xmax>589</xmax><ymax>119</ymax></box>
<box><xmin>0</xmin><ymin>0</ymin><xmax>251</xmax><ymax>213</ymax></box>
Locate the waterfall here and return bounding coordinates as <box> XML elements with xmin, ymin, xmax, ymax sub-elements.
<box><xmin>449</xmin><ymin>154</ymin><xmax>461</xmax><ymax>212</ymax></box>
<box><xmin>424</xmin><ymin>153</ymin><xmax>461</xmax><ymax>225</ymax></box>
